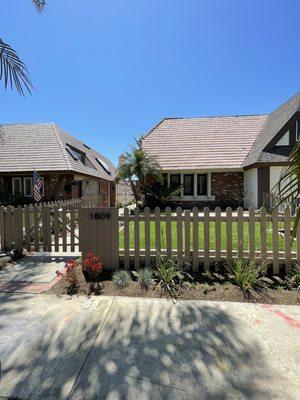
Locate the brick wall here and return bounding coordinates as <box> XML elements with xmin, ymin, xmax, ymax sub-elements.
<box><xmin>99</xmin><ymin>179</ymin><xmax>116</xmax><ymax>207</ymax></box>
<box><xmin>211</xmin><ymin>172</ymin><xmax>244</xmax><ymax>208</ymax></box>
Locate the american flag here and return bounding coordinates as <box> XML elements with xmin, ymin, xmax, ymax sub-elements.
<box><xmin>33</xmin><ymin>170</ymin><xmax>42</xmax><ymax>203</ymax></box>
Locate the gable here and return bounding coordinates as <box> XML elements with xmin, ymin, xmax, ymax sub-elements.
<box><xmin>243</xmin><ymin>93</ymin><xmax>300</xmax><ymax>167</ymax></box>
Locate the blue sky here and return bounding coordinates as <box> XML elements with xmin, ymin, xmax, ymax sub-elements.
<box><xmin>1</xmin><ymin>0</ymin><xmax>300</xmax><ymax>164</ymax></box>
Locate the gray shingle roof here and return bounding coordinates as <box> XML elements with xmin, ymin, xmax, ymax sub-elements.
<box><xmin>0</xmin><ymin>123</ymin><xmax>116</xmax><ymax>180</ymax></box>
<box><xmin>142</xmin><ymin>115</ymin><xmax>268</xmax><ymax>170</ymax></box>
<box><xmin>243</xmin><ymin>92</ymin><xmax>300</xmax><ymax>167</ymax></box>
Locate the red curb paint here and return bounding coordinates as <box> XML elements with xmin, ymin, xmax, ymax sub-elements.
<box><xmin>0</xmin><ymin>273</ymin><xmax>63</xmax><ymax>294</ymax></box>
<box><xmin>261</xmin><ymin>304</ymin><xmax>300</xmax><ymax>329</ymax></box>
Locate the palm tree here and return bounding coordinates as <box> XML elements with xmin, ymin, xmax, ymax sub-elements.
<box><xmin>273</xmin><ymin>141</ymin><xmax>300</xmax><ymax>236</ymax></box>
<box><xmin>116</xmin><ymin>137</ymin><xmax>163</xmax><ymax>204</ymax></box>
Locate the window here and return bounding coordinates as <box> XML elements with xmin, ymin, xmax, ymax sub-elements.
<box><xmin>24</xmin><ymin>177</ymin><xmax>33</xmax><ymax>197</ymax></box>
<box><xmin>170</xmin><ymin>174</ymin><xmax>180</xmax><ymax>191</ymax></box>
<box><xmin>296</xmin><ymin>120</ymin><xmax>300</xmax><ymax>141</ymax></box>
<box><xmin>197</xmin><ymin>174</ymin><xmax>207</xmax><ymax>195</ymax></box>
<box><xmin>12</xmin><ymin>178</ymin><xmax>22</xmax><ymax>195</ymax></box>
<box><xmin>95</xmin><ymin>157</ymin><xmax>111</xmax><ymax>174</ymax></box>
<box><xmin>184</xmin><ymin>174</ymin><xmax>194</xmax><ymax>196</ymax></box>
<box><xmin>66</xmin><ymin>145</ymin><xmax>86</xmax><ymax>164</ymax></box>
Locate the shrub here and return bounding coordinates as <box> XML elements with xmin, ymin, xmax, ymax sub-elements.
<box><xmin>226</xmin><ymin>258</ymin><xmax>267</xmax><ymax>292</ymax></box>
<box><xmin>134</xmin><ymin>268</ymin><xmax>153</xmax><ymax>289</ymax></box>
<box><xmin>56</xmin><ymin>259</ymin><xmax>78</xmax><ymax>294</ymax></box>
<box><xmin>113</xmin><ymin>270</ymin><xmax>131</xmax><ymax>288</ymax></box>
<box><xmin>82</xmin><ymin>252</ymin><xmax>104</xmax><ymax>281</ymax></box>
<box><xmin>82</xmin><ymin>252</ymin><xmax>104</xmax><ymax>294</ymax></box>
<box><xmin>154</xmin><ymin>255</ymin><xmax>193</xmax><ymax>297</ymax></box>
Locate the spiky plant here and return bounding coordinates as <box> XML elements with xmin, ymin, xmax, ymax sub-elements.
<box><xmin>112</xmin><ymin>270</ymin><xmax>131</xmax><ymax>288</ymax></box>
<box><xmin>136</xmin><ymin>268</ymin><xmax>153</xmax><ymax>289</ymax></box>
<box><xmin>226</xmin><ymin>258</ymin><xmax>268</xmax><ymax>292</ymax></box>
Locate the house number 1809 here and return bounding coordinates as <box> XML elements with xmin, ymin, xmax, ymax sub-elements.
<box><xmin>90</xmin><ymin>212</ymin><xmax>111</xmax><ymax>220</ymax></box>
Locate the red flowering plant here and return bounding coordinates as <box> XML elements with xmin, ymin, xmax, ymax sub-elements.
<box><xmin>82</xmin><ymin>252</ymin><xmax>104</xmax><ymax>294</ymax></box>
<box><xmin>56</xmin><ymin>259</ymin><xmax>78</xmax><ymax>294</ymax></box>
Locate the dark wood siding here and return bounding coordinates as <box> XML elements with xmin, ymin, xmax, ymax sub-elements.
<box><xmin>258</xmin><ymin>167</ymin><xmax>270</xmax><ymax>208</ymax></box>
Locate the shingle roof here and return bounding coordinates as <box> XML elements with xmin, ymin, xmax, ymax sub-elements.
<box><xmin>0</xmin><ymin>123</ymin><xmax>116</xmax><ymax>180</ymax></box>
<box><xmin>243</xmin><ymin>92</ymin><xmax>300</xmax><ymax>167</ymax></box>
<box><xmin>142</xmin><ymin>115</ymin><xmax>268</xmax><ymax>170</ymax></box>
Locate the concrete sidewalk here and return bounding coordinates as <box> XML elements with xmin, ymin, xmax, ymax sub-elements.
<box><xmin>0</xmin><ymin>251</ymin><xmax>80</xmax><ymax>293</ymax></box>
<box><xmin>0</xmin><ymin>293</ymin><xmax>299</xmax><ymax>399</ymax></box>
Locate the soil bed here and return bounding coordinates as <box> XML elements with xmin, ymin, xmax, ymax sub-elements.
<box><xmin>44</xmin><ymin>266</ymin><xmax>300</xmax><ymax>305</ymax></box>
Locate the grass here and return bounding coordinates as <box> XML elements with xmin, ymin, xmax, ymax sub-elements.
<box><xmin>119</xmin><ymin>220</ymin><xmax>296</xmax><ymax>252</ymax></box>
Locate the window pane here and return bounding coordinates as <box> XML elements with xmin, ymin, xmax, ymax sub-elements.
<box><xmin>24</xmin><ymin>178</ymin><xmax>33</xmax><ymax>197</ymax></box>
<box><xmin>197</xmin><ymin>174</ymin><xmax>207</xmax><ymax>195</ymax></box>
<box><xmin>12</xmin><ymin>179</ymin><xmax>22</xmax><ymax>195</ymax></box>
<box><xmin>170</xmin><ymin>174</ymin><xmax>180</xmax><ymax>190</ymax></box>
<box><xmin>184</xmin><ymin>174</ymin><xmax>194</xmax><ymax>196</ymax></box>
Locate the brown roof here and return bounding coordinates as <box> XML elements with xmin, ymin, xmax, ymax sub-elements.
<box><xmin>142</xmin><ymin>115</ymin><xmax>268</xmax><ymax>170</ymax></box>
<box><xmin>0</xmin><ymin>123</ymin><xmax>116</xmax><ymax>180</ymax></box>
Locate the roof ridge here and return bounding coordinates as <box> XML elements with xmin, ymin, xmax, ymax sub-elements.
<box><xmin>51</xmin><ymin>123</ymin><xmax>72</xmax><ymax>171</ymax></box>
<box><xmin>162</xmin><ymin>114</ymin><xmax>269</xmax><ymax>120</ymax></box>
<box><xmin>0</xmin><ymin>122</ymin><xmax>53</xmax><ymax>126</ymax></box>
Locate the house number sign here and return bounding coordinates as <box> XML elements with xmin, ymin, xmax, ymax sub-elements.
<box><xmin>90</xmin><ymin>212</ymin><xmax>111</xmax><ymax>220</ymax></box>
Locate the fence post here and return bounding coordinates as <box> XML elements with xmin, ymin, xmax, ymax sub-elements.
<box><xmin>4</xmin><ymin>206</ymin><xmax>13</xmax><ymax>251</ymax></box>
<box><xmin>284</xmin><ymin>208</ymin><xmax>291</xmax><ymax>273</ymax></box>
<box><xmin>203</xmin><ymin>207</ymin><xmax>210</xmax><ymax>271</ymax></box>
<box><xmin>144</xmin><ymin>207</ymin><xmax>151</xmax><ymax>268</ymax></box>
<box><xmin>14</xmin><ymin>205</ymin><xmax>23</xmax><ymax>255</ymax></box>
<box><xmin>272</xmin><ymin>209</ymin><xmax>279</xmax><ymax>274</ymax></box>
<box><xmin>123</xmin><ymin>207</ymin><xmax>130</xmax><ymax>269</ymax></box>
<box><xmin>134</xmin><ymin>207</ymin><xmax>140</xmax><ymax>269</ymax></box>
<box><xmin>192</xmin><ymin>207</ymin><xmax>199</xmax><ymax>272</ymax></box>
<box><xmin>248</xmin><ymin>208</ymin><xmax>255</xmax><ymax>260</ymax></box>
<box><xmin>176</xmin><ymin>207</ymin><xmax>183</xmax><ymax>265</ymax></box>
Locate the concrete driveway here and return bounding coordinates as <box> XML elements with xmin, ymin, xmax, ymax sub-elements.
<box><xmin>0</xmin><ymin>293</ymin><xmax>299</xmax><ymax>400</ymax></box>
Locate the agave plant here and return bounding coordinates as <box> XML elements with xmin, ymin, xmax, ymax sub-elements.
<box><xmin>146</xmin><ymin>183</ymin><xmax>182</xmax><ymax>207</ymax></box>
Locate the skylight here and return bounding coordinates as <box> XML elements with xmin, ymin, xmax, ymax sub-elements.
<box><xmin>96</xmin><ymin>157</ymin><xmax>111</xmax><ymax>174</ymax></box>
<box><xmin>66</xmin><ymin>147</ymin><xmax>78</xmax><ymax>161</ymax></box>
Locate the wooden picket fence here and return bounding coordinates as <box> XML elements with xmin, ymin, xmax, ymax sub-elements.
<box><xmin>119</xmin><ymin>206</ymin><xmax>300</xmax><ymax>274</ymax></box>
<box><xmin>1</xmin><ymin>202</ymin><xmax>299</xmax><ymax>275</ymax></box>
<box><xmin>0</xmin><ymin>199</ymin><xmax>82</xmax><ymax>254</ymax></box>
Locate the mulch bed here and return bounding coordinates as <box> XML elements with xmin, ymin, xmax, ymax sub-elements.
<box><xmin>44</xmin><ymin>265</ymin><xmax>300</xmax><ymax>305</ymax></box>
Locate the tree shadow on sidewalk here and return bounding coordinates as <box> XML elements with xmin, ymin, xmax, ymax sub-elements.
<box><xmin>0</xmin><ymin>296</ymin><xmax>288</xmax><ymax>399</ymax></box>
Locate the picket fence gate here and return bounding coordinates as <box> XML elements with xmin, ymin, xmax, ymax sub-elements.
<box><xmin>0</xmin><ymin>199</ymin><xmax>82</xmax><ymax>254</ymax></box>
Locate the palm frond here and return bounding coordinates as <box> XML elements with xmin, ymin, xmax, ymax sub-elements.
<box><xmin>273</xmin><ymin>141</ymin><xmax>300</xmax><ymax>237</ymax></box>
<box><xmin>32</xmin><ymin>0</ymin><xmax>46</xmax><ymax>12</ymax></box>
<box><xmin>0</xmin><ymin>39</ymin><xmax>33</xmax><ymax>96</ymax></box>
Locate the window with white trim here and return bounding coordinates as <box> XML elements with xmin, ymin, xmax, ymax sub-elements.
<box><xmin>183</xmin><ymin>174</ymin><xmax>194</xmax><ymax>196</ymax></box>
<box><xmin>24</xmin><ymin>177</ymin><xmax>33</xmax><ymax>197</ymax></box>
<box><xmin>12</xmin><ymin>178</ymin><xmax>22</xmax><ymax>196</ymax></box>
<box><xmin>197</xmin><ymin>174</ymin><xmax>207</xmax><ymax>195</ymax></box>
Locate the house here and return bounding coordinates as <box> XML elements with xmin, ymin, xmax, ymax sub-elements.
<box><xmin>0</xmin><ymin>123</ymin><xmax>116</xmax><ymax>206</ymax></box>
<box><xmin>142</xmin><ymin>93</ymin><xmax>300</xmax><ymax>209</ymax></box>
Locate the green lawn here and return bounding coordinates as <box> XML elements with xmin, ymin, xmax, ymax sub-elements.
<box><xmin>119</xmin><ymin>221</ymin><xmax>295</xmax><ymax>252</ymax></box>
